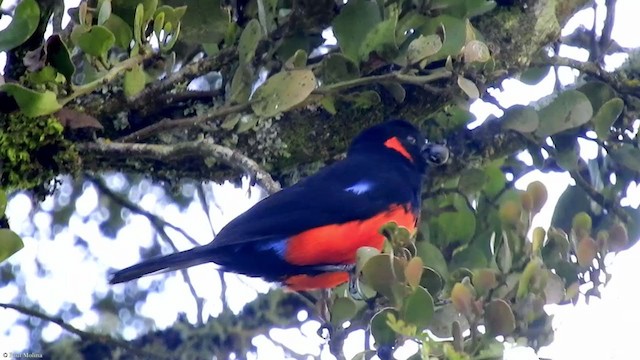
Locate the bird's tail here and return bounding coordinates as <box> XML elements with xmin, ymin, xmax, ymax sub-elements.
<box><xmin>109</xmin><ymin>246</ymin><xmax>217</xmax><ymax>284</ymax></box>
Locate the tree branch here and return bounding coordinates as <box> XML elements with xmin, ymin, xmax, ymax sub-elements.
<box><xmin>569</xmin><ymin>169</ymin><xmax>632</xmax><ymax>224</ymax></box>
<box><xmin>79</xmin><ymin>140</ymin><xmax>282</xmax><ymax>194</ymax></box>
<box><xmin>117</xmin><ymin>102</ymin><xmax>253</xmax><ymax>143</ymax></box>
<box><xmin>0</xmin><ymin>302</ymin><xmax>171</xmax><ymax>359</ymax></box>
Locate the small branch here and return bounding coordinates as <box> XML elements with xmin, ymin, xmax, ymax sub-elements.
<box><xmin>118</xmin><ymin>69</ymin><xmax>450</xmax><ymax>143</ymax></box>
<box><xmin>533</xmin><ymin>56</ymin><xmax>637</xmax><ymax>97</ymax></box>
<box><xmin>314</xmin><ymin>70</ymin><xmax>452</xmax><ymax>95</ymax></box>
<box><xmin>87</xmin><ymin>174</ymin><xmax>206</xmax><ymax>324</ymax></box>
<box><xmin>86</xmin><ymin>174</ymin><xmax>200</xmax><ymax>247</ymax></box>
<box><xmin>0</xmin><ymin>302</ymin><xmax>170</xmax><ymax>359</ymax></box>
<box><xmin>157</xmin><ymin>90</ymin><xmax>223</xmax><ymax>105</ymax></box>
<box><xmin>117</xmin><ymin>101</ymin><xmax>252</xmax><ymax>143</ymax></box>
<box><xmin>127</xmin><ymin>47</ymin><xmax>238</xmax><ymax>110</ymax></box>
<box><xmin>79</xmin><ymin>140</ymin><xmax>282</xmax><ymax>194</ymax></box>
<box><xmin>196</xmin><ymin>183</ymin><xmax>217</xmax><ymax>236</ymax></box>
<box><xmin>60</xmin><ymin>54</ymin><xmax>154</xmax><ymax>105</ymax></box>
<box><xmin>569</xmin><ymin>169</ymin><xmax>631</xmax><ymax>224</ymax></box>
<box><xmin>598</xmin><ymin>0</ymin><xmax>617</xmax><ymax>63</ymax></box>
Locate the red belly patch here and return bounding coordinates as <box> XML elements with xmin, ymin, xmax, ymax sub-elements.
<box><xmin>284</xmin><ymin>205</ymin><xmax>417</xmax><ymax>267</ymax></box>
<box><xmin>285</xmin><ymin>272</ymin><xmax>350</xmax><ymax>290</ymax></box>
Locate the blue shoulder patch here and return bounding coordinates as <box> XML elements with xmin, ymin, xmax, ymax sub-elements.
<box><xmin>345</xmin><ymin>180</ymin><xmax>373</xmax><ymax>195</ymax></box>
<box><xmin>256</xmin><ymin>239</ymin><xmax>288</xmax><ymax>257</ymax></box>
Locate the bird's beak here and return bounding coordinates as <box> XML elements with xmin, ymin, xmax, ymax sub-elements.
<box><xmin>422</xmin><ymin>142</ymin><xmax>449</xmax><ymax>166</ymax></box>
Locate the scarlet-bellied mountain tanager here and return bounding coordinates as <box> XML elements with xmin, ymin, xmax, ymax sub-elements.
<box><xmin>109</xmin><ymin>120</ymin><xmax>449</xmax><ymax>290</ymax></box>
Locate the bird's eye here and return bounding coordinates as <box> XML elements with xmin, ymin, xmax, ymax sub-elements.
<box><xmin>407</xmin><ymin>135</ymin><xmax>416</xmax><ymax>144</ymax></box>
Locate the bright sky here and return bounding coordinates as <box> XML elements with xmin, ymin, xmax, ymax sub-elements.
<box><xmin>2</xmin><ymin>0</ymin><xmax>640</xmax><ymax>359</ymax></box>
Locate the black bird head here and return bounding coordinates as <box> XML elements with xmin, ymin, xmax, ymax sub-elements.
<box><xmin>349</xmin><ymin>119</ymin><xmax>449</xmax><ymax>172</ymax></box>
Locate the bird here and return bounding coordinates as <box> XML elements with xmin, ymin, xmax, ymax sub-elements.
<box><xmin>109</xmin><ymin>120</ymin><xmax>449</xmax><ymax>290</ymax></box>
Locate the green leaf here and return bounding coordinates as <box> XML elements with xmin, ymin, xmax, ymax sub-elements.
<box><xmin>483</xmin><ymin>164</ymin><xmax>505</xmax><ymax>198</ymax></box>
<box><xmin>382</xmin><ymin>82</ymin><xmax>406</xmax><ymax>103</ymax></box>
<box><xmin>402</xmin><ymin>286</ymin><xmax>434</xmax><ymax>331</ymax></box>
<box><xmin>544</xmin><ymin>271</ymin><xmax>565</xmax><ymax>304</ymax></box>
<box><xmin>501</xmin><ymin>105</ymin><xmax>539</xmax><ymax>133</ymax></box>
<box><xmin>154</xmin><ymin>5</ymin><xmax>187</xmax><ymax>27</ymax></box>
<box><xmin>593</xmin><ymin>97</ymin><xmax>624</xmax><ymax>139</ymax></box>
<box><xmin>340</xmin><ymin>90</ymin><xmax>381</xmax><ymax>109</ymax></box>
<box><xmin>359</xmin><ymin>6</ymin><xmax>399</xmax><ymax>61</ymax></box>
<box><xmin>535</xmin><ymin>90</ymin><xmax>593</xmax><ymax>137</ymax></box>
<box><xmin>484</xmin><ymin>299</ymin><xmax>515</xmax><ymax>336</ymax></box>
<box><xmin>420</xmin><ymin>267</ymin><xmax>444</xmax><ymax>296</ymax></box>
<box><xmin>229</xmin><ymin>66</ymin><xmax>253</xmax><ymax>104</ymax></box>
<box><xmin>285</xmin><ymin>49</ymin><xmax>308</xmax><ymax>69</ymax></box>
<box><xmin>236</xmin><ymin>115</ymin><xmax>259</xmax><ymax>133</ymax></box>
<box><xmin>419</xmin><ymin>15</ymin><xmax>466</xmax><ymax>59</ymax></box>
<box><xmin>0</xmin><ymin>0</ymin><xmax>40</xmax><ymax>51</ymax></box>
<box><xmin>437</xmin><ymin>208</ymin><xmax>476</xmax><ymax>244</ymax></box>
<box><xmin>450</xmin><ymin>282</ymin><xmax>475</xmax><ymax>316</ymax></box>
<box><xmin>356</xmin><ymin>246</ymin><xmax>381</xmax><ymax>274</ymax></box>
<box><xmin>609</xmin><ymin>144</ymin><xmax>640</xmax><ymax>173</ymax></box>
<box><xmin>0</xmin><ymin>229</ymin><xmax>24</xmax><ymax>263</ymax></box>
<box><xmin>451</xmin><ymin>244</ymin><xmax>487</xmax><ymax>269</ymax></box>
<box><xmin>432</xmin><ymin>104</ymin><xmax>475</xmax><ymax>129</ymax></box>
<box><xmin>159</xmin><ymin>21</ymin><xmax>180</xmax><ymax>51</ymax></box>
<box><xmin>370</xmin><ymin>308</ymin><xmax>398</xmax><ymax>346</ymax></box>
<box><xmin>415</xmin><ymin>241</ymin><xmax>448</xmax><ymax>278</ymax></box>
<box><xmin>0</xmin><ymin>189</ymin><xmax>7</xmax><ymax>217</ymax></box>
<box><xmin>331</xmin><ymin>297</ymin><xmax>357</xmax><ymax>326</ymax></box>
<box><xmin>457</xmin><ymin>76</ymin><xmax>479</xmax><ymax>99</ymax></box>
<box><xmin>104</xmin><ymin>14</ymin><xmax>133</xmax><ymax>49</ymax></box>
<box><xmin>98</xmin><ymin>0</ymin><xmax>112</xmax><ymax>25</ymax></box>
<box><xmin>141</xmin><ymin>0</ymin><xmax>158</xmax><ymax>23</ymax></box>
<box><xmin>320</xmin><ymin>96</ymin><xmax>336</xmax><ymax>115</ymax></box>
<box><xmin>0</xmin><ymin>83</ymin><xmax>62</xmax><ymax>117</ymax></box>
<box><xmin>238</xmin><ymin>19</ymin><xmax>263</xmax><ymax>64</ymax></box>
<box><xmin>577</xmin><ymin>80</ymin><xmax>616</xmax><ymax>113</ymax></box>
<box><xmin>163</xmin><ymin>0</ymin><xmax>230</xmax><ymax>46</ymax></box>
<box><xmin>517</xmin><ymin>257</ymin><xmax>543</xmax><ymax>299</ymax></box>
<box><xmin>77</xmin><ymin>25</ymin><xmax>116</xmax><ymax>58</ymax></box>
<box><xmin>519</xmin><ymin>66</ymin><xmax>550</xmax><ymax>85</ymax></box>
<box><xmin>332</xmin><ymin>0</ymin><xmax>381</xmax><ymax>62</ymax></box>
<box><xmin>404</xmin><ymin>34</ymin><xmax>442</xmax><ymax>66</ymax></box>
<box><xmin>361</xmin><ymin>254</ymin><xmax>405</xmax><ymax>301</ymax></box>
<box><xmin>29</xmin><ymin>66</ymin><xmax>58</xmax><ymax>85</ymax></box>
<box><xmin>458</xmin><ymin>168</ymin><xmax>487</xmax><ymax>193</ymax></box>
<box><xmin>123</xmin><ymin>64</ymin><xmax>146</xmax><ymax>97</ymax></box>
<box><xmin>463</xmin><ymin>40</ymin><xmax>490</xmax><ymax>63</ymax></box>
<box><xmin>251</xmin><ymin>70</ymin><xmax>316</xmax><ymax>117</ymax></box>
<box><xmin>45</xmin><ymin>35</ymin><xmax>75</xmax><ymax>81</ymax></box>
<box><xmin>429</xmin><ymin>304</ymin><xmax>469</xmax><ymax>338</ymax></box>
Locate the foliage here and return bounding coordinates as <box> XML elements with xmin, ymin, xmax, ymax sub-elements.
<box><xmin>1</xmin><ymin>0</ymin><xmax>639</xmax><ymax>359</ymax></box>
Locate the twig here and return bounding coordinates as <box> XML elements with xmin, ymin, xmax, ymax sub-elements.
<box><xmin>117</xmin><ymin>101</ymin><xmax>252</xmax><ymax>143</ymax></box>
<box><xmin>86</xmin><ymin>174</ymin><xmax>200</xmax><ymax>247</ymax></box>
<box><xmin>196</xmin><ymin>183</ymin><xmax>217</xmax><ymax>236</ymax></box>
<box><xmin>118</xmin><ymin>69</ymin><xmax>450</xmax><ymax>143</ymax></box>
<box><xmin>87</xmin><ymin>174</ymin><xmax>206</xmax><ymax>324</ymax></box>
<box><xmin>589</xmin><ymin>2</ymin><xmax>599</xmax><ymax>62</ymax></box>
<box><xmin>569</xmin><ymin>169</ymin><xmax>631</xmax><ymax>224</ymax></box>
<box><xmin>598</xmin><ymin>0</ymin><xmax>617</xmax><ymax>63</ymax></box>
<box><xmin>314</xmin><ymin>70</ymin><xmax>452</xmax><ymax>95</ymax></box>
<box><xmin>79</xmin><ymin>140</ymin><xmax>282</xmax><ymax>194</ymax></box>
<box><xmin>0</xmin><ymin>302</ymin><xmax>171</xmax><ymax>359</ymax></box>
<box><xmin>157</xmin><ymin>90</ymin><xmax>223</xmax><ymax>105</ymax></box>
<box><xmin>60</xmin><ymin>54</ymin><xmax>154</xmax><ymax>105</ymax></box>
<box><xmin>127</xmin><ymin>48</ymin><xmax>238</xmax><ymax>109</ymax></box>
<box><xmin>533</xmin><ymin>56</ymin><xmax>637</xmax><ymax>96</ymax></box>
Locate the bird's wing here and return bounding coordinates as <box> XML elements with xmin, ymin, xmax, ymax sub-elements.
<box><xmin>210</xmin><ymin>156</ymin><xmax>419</xmax><ymax>250</ymax></box>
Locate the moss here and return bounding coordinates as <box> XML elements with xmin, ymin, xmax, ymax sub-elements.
<box><xmin>0</xmin><ymin>113</ymin><xmax>79</xmax><ymax>196</ymax></box>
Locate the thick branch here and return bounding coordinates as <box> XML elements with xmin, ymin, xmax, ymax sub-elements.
<box><xmin>77</xmin><ymin>140</ymin><xmax>282</xmax><ymax>194</ymax></box>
